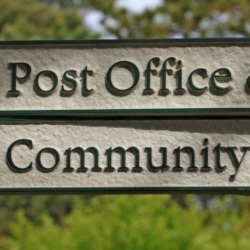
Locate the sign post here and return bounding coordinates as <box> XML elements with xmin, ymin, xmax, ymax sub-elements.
<box><xmin>1</xmin><ymin>39</ymin><xmax>250</xmax><ymax>193</ymax></box>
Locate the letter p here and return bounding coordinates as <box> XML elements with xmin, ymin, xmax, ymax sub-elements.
<box><xmin>8</xmin><ymin>62</ymin><xmax>31</xmax><ymax>97</ymax></box>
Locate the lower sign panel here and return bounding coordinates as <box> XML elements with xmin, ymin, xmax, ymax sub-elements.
<box><xmin>0</xmin><ymin>119</ymin><xmax>250</xmax><ymax>193</ymax></box>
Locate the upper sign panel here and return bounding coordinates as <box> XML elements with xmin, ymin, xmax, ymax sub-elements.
<box><xmin>1</xmin><ymin>39</ymin><xmax>250</xmax><ymax>116</ymax></box>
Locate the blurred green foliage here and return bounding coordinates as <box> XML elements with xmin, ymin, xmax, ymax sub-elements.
<box><xmin>40</xmin><ymin>0</ymin><xmax>250</xmax><ymax>38</ymax></box>
<box><xmin>1</xmin><ymin>195</ymin><xmax>250</xmax><ymax>250</ymax></box>
<box><xmin>0</xmin><ymin>0</ymin><xmax>250</xmax><ymax>249</ymax></box>
<box><xmin>2</xmin><ymin>0</ymin><xmax>250</xmax><ymax>40</ymax></box>
<box><xmin>0</xmin><ymin>0</ymin><xmax>98</xmax><ymax>39</ymax></box>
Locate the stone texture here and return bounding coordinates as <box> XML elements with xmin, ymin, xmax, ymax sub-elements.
<box><xmin>0</xmin><ymin>119</ymin><xmax>249</xmax><ymax>189</ymax></box>
<box><xmin>0</xmin><ymin>42</ymin><xmax>250</xmax><ymax>112</ymax></box>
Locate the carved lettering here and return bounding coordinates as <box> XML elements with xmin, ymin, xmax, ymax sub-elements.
<box><xmin>6</xmin><ymin>138</ymin><xmax>248</xmax><ymax>181</ymax></box>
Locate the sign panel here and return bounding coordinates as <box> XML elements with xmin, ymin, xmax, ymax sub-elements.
<box><xmin>1</xmin><ymin>39</ymin><xmax>250</xmax><ymax>194</ymax></box>
<box><xmin>1</xmin><ymin>39</ymin><xmax>250</xmax><ymax>116</ymax></box>
<box><xmin>1</xmin><ymin>118</ymin><xmax>250</xmax><ymax>193</ymax></box>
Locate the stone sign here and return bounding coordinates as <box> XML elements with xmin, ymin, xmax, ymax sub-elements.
<box><xmin>0</xmin><ymin>39</ymin><xmax>250</xmax><ymax>193</ymax></box>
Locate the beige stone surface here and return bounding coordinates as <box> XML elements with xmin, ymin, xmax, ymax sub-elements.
<box><xmin>0</xmin><ymin>119</ymin><xmax>250</xmax><ymax>189</ymax></box>
<box><xmin>1</xmin><ymin>41</ymin><xmax>250</xmax><ymax>192</ymax></box>
<box><xmin>0</xmin><ymin>42</ymin><xmax>250</xmax><ymax>112</ymax></box>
